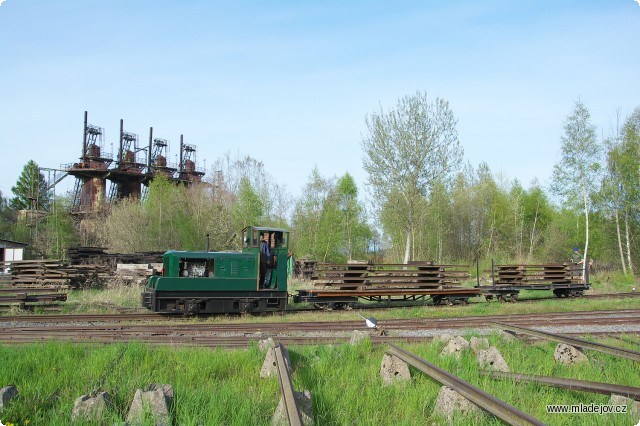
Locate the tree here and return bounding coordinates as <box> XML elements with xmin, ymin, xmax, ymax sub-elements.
<box><xmin>211</xmin><ymin>151</ymin><xmax>291</xmax><ymax>224</ymax></box>
<box><xmin>336</xmin><ymin>173</ymin><xmax>372</xmax><ymax>260</ymax></box>
<box><xmin>551</xmin><ymin>100</ymin><xmax>602</xmax><ymax>268</ymax></box>
<box><xmin>362</xmin><ymin>91</ymin><xmax>462</xmax><ymax>263</ymax></box>
<box><xmin>600</xmin><ymin>106</ymin><xmax>640</xmax><ymax>275</ymax></box>
<box><xmin>232</xmin><ymin>177</ymin><xmax>264</xmax><ymax>231</ymax></box>
<box><xmin>291</xmin><ymin>168</ymin><xmax>343</xmax><ymax>262</ymax></box>
<box><xmin>10</xmin><ymin>160</ymin><xmax>50</xmax><ymax>211</ymax></box>
<box><xmin>0</xmin><ymin>190</ymin><xmax>14</xmax><ymax>239</ymax></box>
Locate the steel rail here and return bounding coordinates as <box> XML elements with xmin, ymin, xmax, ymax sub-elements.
<box><xmin>2</xmin><ymin>313</ymin><xmax>639</xmax><ymax>335</ymax></box>
<box><xmin>493</xmin><ymin>322</ymin><xmax>640</xmax><ymax>362</ymax></box>
<box><xmin>387</xmin><ymin>344</ymin><xmax>545</xmax><ymax>426</ymax></box>
<box><xmin>0</xmin><ymin>304</ymin><xmax>637</xmax><ymax>325</ymax></box>
<box><xmin>0</xmin><ymin>328</ymin><xmax>636</xmax><ymax>347</ymax></box>
<box><xmin>274</xmin><ymin>344</ymin><xmax>303</xmax><ymax>426</ymax></box>
<box><xmin>480</xmin><ymin>371</ymin><xmax>640</xmax><ymax>400</ymax></box>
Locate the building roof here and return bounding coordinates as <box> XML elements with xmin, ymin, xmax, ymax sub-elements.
<box><xmin>0</xmin><ymin>239</ymin><xmax>29</xmax><ymax>248</ymax></box>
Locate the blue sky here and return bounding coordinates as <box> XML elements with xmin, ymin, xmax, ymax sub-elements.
<box><xmin>1</xmin><ymin>1</ymin><xmax>639</xmax><ymax>202</ymax></box>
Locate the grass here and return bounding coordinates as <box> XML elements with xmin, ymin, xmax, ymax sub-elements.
<box><xmin>1</xmin><ymin>273</ymin><xmax>638</xmax><ymax>423</ymax></box>
<box><xmin>0</xmin><ymin>336</ymin><xmax>639</xmax><ymax>425</ymax></box>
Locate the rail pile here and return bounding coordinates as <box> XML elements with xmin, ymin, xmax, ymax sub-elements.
<box><xmin>293</xmin><ymin>259</ymin><xmax>317</xmax><ymax>280</ymax></box>
<box><xmin>312</xmin><ymin>261</ymin><xmax>470</xmax><ymax>289</ymax></box>
<box><xmin>491</xmin><ymin>263</ymin><xmax>584</xmax><ymax>285</ymax></box>
<box><xmin>0</xmin><ymin>286</ymin><xmax>67</xmax><ymax>310</ymax></box>
<box><xmin>7</xmin><ymin>259</ymin><xmax>110</xmax><ymax>288</ymax></box>
<box><xmin>67</xmin><ymin>246</ymin><xmax>163</xmax><ymax>269</ymax></box>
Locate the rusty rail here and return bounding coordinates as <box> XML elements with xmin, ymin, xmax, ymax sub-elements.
<box><xmin>387</xmin><ymin>344</ymin><xmax>545</xmax><ymax>426</ymax></box>
<box><xmin>494</xmin><ymin>322</ymin><xmax>640</xmax><ymax>362</ymax></box>
<box><xmin>480</xmin><ymin>371</ymin><xmax>640</xmax><ymax>400</ymax></box>
<box><xmin>0</xmin><ymin>293</ymin><xmax>67</xmax><ymax>301</ymax></box>
<box><xmin>274</xmin><ymin>344</ymin><xmax>303</xmax><ymax>426</ymax></box>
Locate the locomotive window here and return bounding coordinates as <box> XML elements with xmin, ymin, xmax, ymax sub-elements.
<box><xmin>179</xmin><ymin>258</ymin><xmax>214</xmax><ymax>277</ymax></box>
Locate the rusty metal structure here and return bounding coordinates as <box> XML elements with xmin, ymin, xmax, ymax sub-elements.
<box><xmin>177</xmin><ymin>135</ymin><xmax>206</xmax><ymax>184</ymax></box>
<box><xmin>66</xmin><ymin>111</ymin><xmax>113</xmax><ymax>212</ymax></box>
<box><xmin>65</xmin><ymin>112</ymin><xmax>206</xmax><ymax>213</ymax></box>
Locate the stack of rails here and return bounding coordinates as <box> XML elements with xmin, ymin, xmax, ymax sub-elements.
<box><xmin>480</xmin><ymin>263</ymin><xmax>589</xmax><ymax>300</ymax></box>
<box><xmin>67</xmin><ymin>246</ymin><xmax>109</xmax><ymax>265</ymax></box>
<box><xmin>293</xmin><ymin>259</ymin><xmax>317</xmax><ymax>280</ymax></box>
<box><xmin>312</xmin><ymin>261</ymin><xmax>470</xmax><ymax>289</ymax></box>
<box><xmin>295</xmin><ymin>261</ymin><xmax>478</xmax><ymax>306</ymax></box>
<box><xmin>491</xmin><ymin>263</ymin><xmax>585</xmax><ymax>286</ymax></box>
<box><xmin>7</xmin><ymin>259</ymin><xmax>110</xmax><ymax>288</ymax></box>
<box><xmin>67</xmin><ymin>246</ymin><xmax>163</xmax><ymax>270</ymax></box>
<box><xmin>0</xmin><ymin>286</ymin><xmax>67</xmax><ymax>310</ymax></box>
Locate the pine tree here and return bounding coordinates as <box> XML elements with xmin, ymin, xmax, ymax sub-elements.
<box><xmin>10</xmin><ymin>160</ymin><xmax>50</xmax><ymax>211</ymax></box>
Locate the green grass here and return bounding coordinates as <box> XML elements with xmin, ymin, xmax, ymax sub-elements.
<box><xmin>1</xmin><ymin>337</ymin><xmax>639</xmax><ymax>425</ymax></box>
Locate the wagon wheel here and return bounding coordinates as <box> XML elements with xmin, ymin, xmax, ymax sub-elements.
<box><xmin>432</xmin><ymin>296</ymin><xmax>442</xmax><ymax>306</ymax></box>
<box><xmin>485</xmin><ymin>295</ymin><xmax>494</xmax><ymax>302</ymax></box>
<box><xmin>509</xmin><ymin>294</ymin><xmax>518</xmax><ymax>302</ymax></box>
<box><xmin>497</xmin><ymin>295</ymin><xmax>506</xmax><ymax>303</ymax></box>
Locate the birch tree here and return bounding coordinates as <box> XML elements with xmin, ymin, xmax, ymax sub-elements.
<box><xmin>551</xmin><ymin>100</ymin><xmax>601</xmax><ymax>268</ymax></box>
<box><xmin>362</xmin><ymin>91</ymin><xmax>462</xmax><ymax>263</ymax></box>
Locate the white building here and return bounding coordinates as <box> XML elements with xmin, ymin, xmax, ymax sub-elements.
<box><xmin>0</xmin><ymin>239</ymin><xmax>27</xmax><ymax>273</ymax></box>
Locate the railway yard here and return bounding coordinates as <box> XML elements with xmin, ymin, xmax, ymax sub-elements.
<box><xmin>0</xmin><ymin>271</ymin><xmax>639</xmax><ymax>425</ymax></box>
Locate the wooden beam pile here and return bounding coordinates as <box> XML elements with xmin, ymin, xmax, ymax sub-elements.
<box><xmin>115</xmin><ymin>263</ymin><xmax>163</xmax><ymax>285</ymax></box>
<box><xmin>312</xmin><ymin>261</ymin><xmax>470</xmax><ymax>290</ymax></box>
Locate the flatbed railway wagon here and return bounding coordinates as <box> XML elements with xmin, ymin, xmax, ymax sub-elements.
<box><xmin>294</xmin><ymin>261</ymin><xmax>480</xmax><ymax>309</ymax></box>
<box><xmin>477</xmin><ymin>261</ymin><xmax>591</xmax><ymax>302</ymax></box>
<box><xmin>142</xmin><ymin>226</ymin><xmax>289</xmax><ymax>314</ymax></box>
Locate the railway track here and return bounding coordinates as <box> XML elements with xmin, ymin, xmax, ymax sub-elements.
<box><xmin>0</xmin><ymin>309</ymin><xmax>638</xmax><ymax>347</ymax></box>
<box><xmin>0</xmin><ymin>290</ymin><xmax>637</xmax><ymax>322</ymax></box>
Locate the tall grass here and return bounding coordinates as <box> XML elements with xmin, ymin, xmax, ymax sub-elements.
<box><xmin>0</xmin><ymin>337</ymin><xmax>638</xmax><ymax>425</ymax></box>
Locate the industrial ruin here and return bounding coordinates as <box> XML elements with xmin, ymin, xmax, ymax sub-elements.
<box><xmin>62</xmin><ymin>111</ymin><xmax>206</xmax><ymax>214</ymax></box>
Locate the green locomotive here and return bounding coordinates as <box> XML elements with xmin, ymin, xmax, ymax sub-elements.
<box><xmin>141</xmin><ymin>226</ymin><xmax>289</xmax><ymax>314</ymax></box>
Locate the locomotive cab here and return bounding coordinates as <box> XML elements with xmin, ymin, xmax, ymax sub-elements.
<box><xmin>241</xmin><ymin>226</ymin><xmax>289</xmax><ymax>291</ymax></box>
